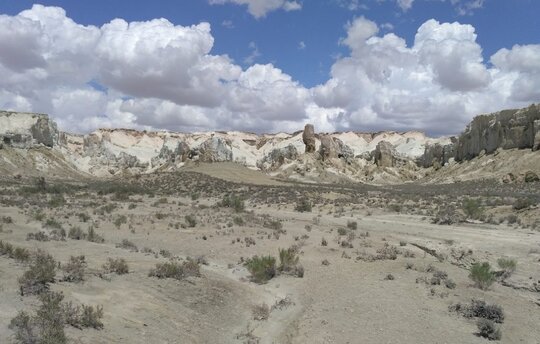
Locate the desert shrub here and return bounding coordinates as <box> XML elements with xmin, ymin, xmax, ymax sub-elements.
<box><xmin>2</xmin><ymin>215</ymin><xmax>13</xmax><ymax>223</ymax></box>
<box><xmin>9</xmin><ymin>311</ymin><xmax>38</xmax><ymax>344</ymax></box>
<box><xmin>48</xmin><ymin>194</ymin><xmax>66</xmax><ymax>208</ymax></box>
<box><xmin>113</xmin><ymin>215</ymin><xmax>127</xmax><ymax>228</ymax></box>
<box><xmin>233</xmin><ymin>216</ymin><xmax>245</xmax><ymax>226</ymax></box>
<box><xmin>12</xmin><ymin>247</ymin><xmax>31</xmax><ymax>263</ymax></box>
<box><xmin>469</xmin><ymin>262</ymin><xmax>495</xmax><ymax>290</ymax></box>
<box><xmin>36</xmin><ymin>292</ymin><xmax>67</xmax><ymax>343</ymax></box>
<box><xmin>497</xmin><ymin>257</ymin><xmax>517</xmax><ymax>278</ymax></box>
<box><xmin>0</xmin><ymin>240</ymin><xmax>14</xmax><ymax>256</ymax></box>
<box><xmin>159</xmin><ymin>249</ymin><xmax>172</xmax><ymax>258</ymax></box>
<box><xmin>506</xmin><ymin>214</ymin><xmax>518</xmax><ymax>224</ymax></box>
<box><xmin>263</xmin><ymin>219</ymin><xmax>282</xmax><ymax>231</ymax></box>
<box><xmin>384</xmin><ymin>274</ymin><xmax>395</xmax><ymax>280</ymax></box>
<box><xmin>68</xmin><ymin>226</ymin><xmax>86</xmax><ymax>240</ymax></box>
<box><xmin>185</xmin><ymin>214</ymin><xmax>197</xmax><ymax>228</ymax></box>
<box><xmin>27</xmin><ymin>231</ymin><xmax>49</xmax><ymax>242</ymax></box>
<box><xmin>445</xmin><ymin>279</ymin><xmax>456</xmax><ymax>289</ymax></box>
<box><xmin>19</xmin><ymin>250</ymin><xmax>57</xmax><ymax>295</ymax></box>
<box><xmin>77</xmin><ymin>212</ymin><xmax>91</xmax><ymax>222</ymax></box>
<box><xmin>321</xmin><ymin>238</ymin><xmax>328</xmax><ymax>246</ymax></box>
<box><xmin>116</xmin><ymin>239</ymin><xmax>138</xmax><ymax>252</ymax></box>
<box><xmin>148</xmin><ymin>260</ymin><xmax>200</xmax><ymax>280</ymax></box>
<box><xmin>450</xmin><ymin>299</ymin><xmax>504</xmax><ymax>324</ymax></box>
<box><xmin>294</xmin><ymin>199</ymin><xmax>312</xmax><ymax>212</ymax></box>
<box><xmin>63</xmin><ymin>302</ymin><xmax>104</xmax><ymax>330</ymax></box>
<box><xmin>252</xmin><ymin>303</ymin><xmax>270</xmax><ymax>321</ymax></box>
<box><xmin>102</xmin><ymin>258</ymin><xmax>129</xmax><ymax>275</ymax></box>
<box><xmin>472</xmin><ymin>300</ymin><xmax>504</xmax><ymax>323</ymax></box>
<box><xmin>376</xmin><ymin>243</ymin><xmax>399</xmax><ymax>260</ymax></box>
<box><xmin>432</xmin><ymin>206</ymin><xmax>463</xmax><ymax>225</ymax></box>
<box><xmin>337</xmin><ymin>228</ymin><xmax>348</xmax><ymax>236</ymax></box>
<box><xmin>278</xmin><ymin>247</ymin><xmax>302</xmax><ymax>277</ymax></box>
<box><xmin>86</xmin><ymin>226</ymin><xmax>104</xmax><ymax>243</ymax></box>
<box><xmin>513</xmin><ymin>197</ymin><xmax>535</xmax><ymax>210</ymax></box>
<box><xmin>220</xmin><ymin>195</ymin><xmax>245</xmax><ymax>213</ymax></box>
<box><xmin>62</xmin><ymin>256</ymin><xmax>87</xmax><ymax>282</ymax></box>
<box><xmin>245</xmin><ymin>255</ymin><xmax>276</xmax><ymax>284</ymax></box>
<box><xmin>462</xmin><ymin>198</ymin><xmax>484</xmax><ymax>219</ymax></box>
<box><xmin>50</xmin><ymin>228</ymin><xmax>66</xmax><ymax>241</ymax></box>
<box><xmin>10</xmin><ymin>291</ymin><xmax>104</xmax><ymax>344</ymax></box>
<box><xmin>477</xmin><ymin>318</ymin><xmax>501</xmax><ymax>341</ymax></box>
<box><xmin>44</xmin><ymin>218</ymin><xmax>63</xmax><ymax>230</ymax></box>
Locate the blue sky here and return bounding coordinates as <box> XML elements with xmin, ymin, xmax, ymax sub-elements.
<box><xmin>0</xmin><ymin>1</ymin><xmax>539</xmax><ymax>135</ymax></box>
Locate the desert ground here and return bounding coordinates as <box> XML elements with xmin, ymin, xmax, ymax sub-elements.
<box><xmin>1</xmin><ymin>163</ymin><xmax>539</xmax><ymax>344</ymax></box>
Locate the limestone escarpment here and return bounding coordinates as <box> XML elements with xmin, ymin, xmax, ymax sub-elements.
<box><xmin>0</xmin><ymin>104</ymin><xmax>538</xmax><ymax>183</ymax></box>
<box><xmin>455</xmin><ymin>104</ymin><xmax>540</xmax><ymax>161</ymax></box>
<box><xmin>0</xmin><ymin>111</ymin><xmax>59</xmax><ymax>148</ymax></box>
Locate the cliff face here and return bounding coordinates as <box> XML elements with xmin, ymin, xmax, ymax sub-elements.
<box><xmin>0</xmin><ymin>104</ymin><xmax>538</xmax><ymax>182</ymax></box>
<box><xmin>455</xmin><ymin>104</ymin><xmax>540</xmax><ymax>161</ymax></box>
<box><xmin>0</xmin><ymin>111</ymin><xmax>59</xmax><ymax>148</ymax></box>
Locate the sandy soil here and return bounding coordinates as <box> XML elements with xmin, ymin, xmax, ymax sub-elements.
<box><xmin>0</xmin><ymin>169</ymin><xmax>539</xmax><ymax>344</ymax></box>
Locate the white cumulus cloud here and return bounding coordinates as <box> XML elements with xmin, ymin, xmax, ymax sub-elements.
<box><xmin>0</xmin><ymin>5</ymin><xmax>539</xmax><ymax>137</ymax></box>
<box><xmin>208</xmin><ymin>0</ymin><xmax>302</xmax><ymax>18</ymax></box>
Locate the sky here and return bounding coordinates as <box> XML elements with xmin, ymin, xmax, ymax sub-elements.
<box><xmin>0</xmin><ymin>0</ymin><xmax>539</xmax><ymax>136</ymax></box>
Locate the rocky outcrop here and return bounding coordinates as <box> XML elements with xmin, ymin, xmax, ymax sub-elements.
<box><xmin>192</xmin><ymin>137</ymin><xmax>233</xmax><ymax>162</ymax></box>
<box><xmin>318</xmin><ymin>136</ymin><xmax>355</xmax><ymax>163</ymax></box>
<box><xmin>373</xmin><ymin>141</ymin><xmax>395</xmax><ymax>168</ymax></box>
<box><xmin>151</xmin><ymin>141</ymin><xmax>190</xmax><ymax>167</ymax></box>
<box><xmin>257</xmin><ymin>144</ymin><xmax>298</xmax><ymax>170</ymax></box>
<box><xmin>422</xmin><ymin>138</ymin><xmax>456</xmax><ymax>168</ymax></box>
<box><xmin>318</xmin><ymin>135</ymin><xmax>338</xmax><ymax>161</ymax></box>
<box><xmin>0</xmin><ymin>111</ymin><xmax>58</xmax><ymax>148</ymax></box>
<box><xmin>455</xmin><ymin>104</ymin><xmax>540</xmax><ymax>161</ymax></box>
<box><xmin>302</xmin><ymin>124</ymin><xmax>316</xmax><ymax>153</ymax></box>
<box><xmin>534</xmin><ymin>119</ymin><xmax>540</xmax><ymax>151</ymax></box>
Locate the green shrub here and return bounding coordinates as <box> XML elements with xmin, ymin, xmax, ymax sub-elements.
<box><xmin>68</xmin><ymin>226</ymin><xmax>86</xmax><ymax>240</ymax></box>
<box><xmin>86</xmin><ymin>226</ymin><xmax>105</xmax><ymax>243</ymax></box>
<box><xmin>63</xmin><ymin>302</ymin><xmax>104</xmax><ymax>330</ymax></box>
<box><xmin>462</xmin><ymin>198</ymin><xmax>484</xmax><ymax>219</ymax></box>
<box><xmin>77</xmin><ymin>213</ymin><xmax>91</xmax><ymax>222</ymax></box>
<box><xmin>497</xmin><ymin>257</ymin><xmax>517</xmax><ymax>278</ymax></box>
<box><xmin>294</xmin><ymin>199</ymin><xmax>312</xmax><ymax>212</ymax></box>
<box><xmin>48</xmin><ymin>194</ymin><xmax>66</xmax><ymax>208</ymax></box>
<box><xmin>185</xmin><ymin>215</ymin><xmax>197</xmax><ymax>228</ymax></box>
<box><xmin>220</xmin><ymin>195</ymin><xmax>245</xmax><ymax>212</ymax></box>
<box><xmin>148</xmin><ymin>260</ymin><xmax>200</xmax><ymax>280</ymax></box>
<box><xmin>9</xmin><ymin>311</ymin><xmax>38</xmax><ymax>344</ymax></box>
<box><xmin>513</xmin><ymin>197</ymin><xmax>535</xmax><ymax>210</ymax></box>
<box><xmin>469</xmin><ymin>262</ymin><xmax>495</xmax><ymax>290</ymax></box>
<box><xmin>263</xmin><ymin>219</ymin><xmax>282</xmax><ymax>231</ymax></box>
<box><xmin>477</xmin><ymin>318</ymin><xmax>501</xmax><ymax>341</ymax></box>
<box><xmin>36</xmin><ymin>292</ymin><xmax>67</xmax><ymax>343</ymax></box>
<box><xmin>62</xmin><ymin>256</ymin><xmax>87</xmax><ymax>282</ymax></box>
<box><xmin>278</xmin><ymin>247</ymin><xmax>304</xmax><ymax>278</ymax></box>
<box><xmin>233</xmin><ymin>216</ymin><xmax>245</xmax><ymax>226</ymax></box>
<box><xmin>245</xmin><ymin>256</ymin><xmax>276</xmax><ymax>284</ymax></box>
<box><xmin>44</xmin><ymin>218</ymin><xmax>63</xmax><ymax>230</ymax></box>
<box><xmin>113</xmin><ymin>215</ymin><xmax>127</xmax><ymax>228</ymax></box>
<box><xmin>116</xmin><ymin>239</ymin><xmax>138</xmax><ymax>252</ymax></box>
<box><xmin>19</xmin><ymin>250</ymin><xmax>57</xmax><ymax>295</ymax></box>
<box><xmin>102</xmin><ymin>258</ymin><xmax>129</xmax><ymax>275</ymax></box>
<box><xmin>347</xmin><ymin>220</ymin><xmax>357</xmax><ymax>230</ymax></box>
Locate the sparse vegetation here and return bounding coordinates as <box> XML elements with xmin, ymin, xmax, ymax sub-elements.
<box><xmin>148</xmin><ymin>260</ymin><xmax>200</xmax><ymax>280</ymax></box>
<box><xmin>102</xmin><ymin>258</ymin><xmax>129</xmax><ymax>275</ymax></box>
<box><xmin>116</xmin><ymin>239</ymin><xmax>138</xmax><ymax>252</ymax></box>
<box><xmin>19</xmin><ymin>250</ymin><xmax>57</xmax><ymax>295</ymax></box>
<box><xmin>245</xmin><ymin>255</ymin><xmax>276</xmax><ymax>284</ymax></box>
<box><xmin>294</xmin><ymin>199</ymin><xmax>312</xmax><ymax>212</ymax></box>
<box><xmin>477</xmin><ymin>318</ymin><xmax>501</xmax><ymax>341</ymax></box>
<box><xmin>469</xmin><ymin>262</ymin><xmax>495</xmax><ymax>290</ymax></box>
<box><xmin>62</xmin><ymin>256</ymin><xmax>87</xmax><ymax>282</ymax></box>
